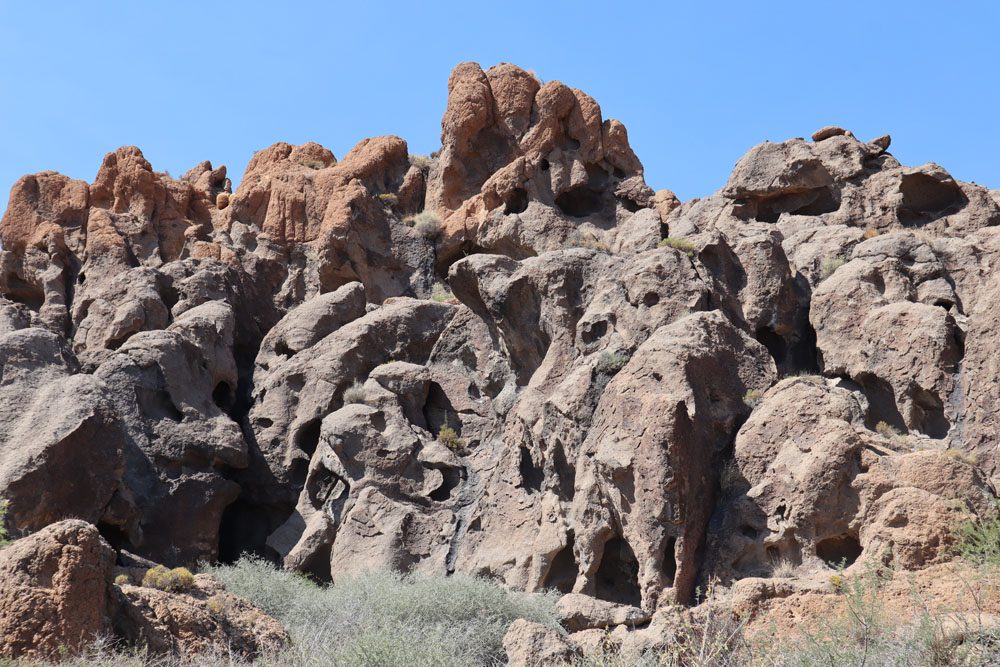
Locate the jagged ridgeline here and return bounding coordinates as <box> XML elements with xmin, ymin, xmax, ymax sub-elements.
<box><xmin>1</xmin><ymin>61</ymin><xmax>999</xmax><ymax>661</ymax></box>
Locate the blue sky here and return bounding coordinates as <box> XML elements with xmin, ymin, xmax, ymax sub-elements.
<box><xmin>2</xmin><ymin>1</ymin><xmax>998</xmax><ymax>213</ymax></box>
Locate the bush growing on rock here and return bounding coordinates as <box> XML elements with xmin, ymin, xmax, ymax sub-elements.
<box><xmin>142</xmin><ymin>565</ymin><xmax>195</xmax><ymax>592</ymax></box>
<box><xmin>659</xmin><ymin>237</ymin><xmax>696</xmax><ymax>257</ymax></box>
<box><xmin>438</xmin><ymin>424</ymin><xmax>464</xmax><ymax>451</ymax></box>
<box><xmin>431</xmin><ymin>281</ymin><xmax>454</xmax><ymax>303</ymax></box>
<box><xmin>407</xmin><ymin>211</ymin><xmax>442</xmax><ymax>240</ymax></box>
<box><xmin>595</xmin><ymin>351</ymin><xmax>630</xmax><ymax>376</ymax></box>
<box><xmin>377</xmin><ymin>193</ymin><xmax>398</xmax><ymax>207</ymax></box>
<box><xmin>819</xmin><ymin>254</ymin><xmax>847</xmax><ymax>280</ymax></box>
<box><xmin>342</xmin><ymin>381</ymin><xmax>368</xmax><ymax>405</ymax></box>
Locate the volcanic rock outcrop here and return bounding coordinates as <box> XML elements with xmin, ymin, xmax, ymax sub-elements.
<box><xmin>2</xmin><ymin>63</ymin><xmax>999</xmax><ymax>658</ymax></box>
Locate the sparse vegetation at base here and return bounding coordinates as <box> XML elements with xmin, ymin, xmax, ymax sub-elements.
<box><xmin>875</xmin><ymin>420</ymin><xmax>903</xmax><ymax>438</ymax></box>
<box><xmin>567</xmin><ymin>230</ymin><xmax>611</xmax><ymax>253</ymax></box>
<box><xmin>342</xmin><ymin>381</ymin><xmax>368</xmax><ymax>405</ymax></box>
<box><xmin>409</xmin><ymin>154</ymin><xmax>431</xmax><ymax>170</ymax></box>
<box><xmin>376</xmin><ymin>193</ymin><xmax>398</xmax><ymax>207</ymax></box>
<box><xmin>595</xmin><ymin>351</ymin><xmax>630</xmax><ymax>377</ymax></box>
<box><xmin>820</xmin><ymin>254</ymin><xmax>848</xmax><ymax>280</ymax></box>
<box><xmin>205</xmin><ymin>557</ymin><xmax>560</xmax><ymax>667</ymax></box>
<box><xmin>659</xmin><ymin>237</ymin><xmax>696</xmax><ymax>257</ymax></box>
<box><xmin>0</xmin><ymin>499</ymin><xmax>9</xmax><ymax>547</ymax></box>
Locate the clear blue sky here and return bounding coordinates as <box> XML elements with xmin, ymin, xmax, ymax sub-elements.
<box><xmin>2</xmin><ymin>1</ymin><xmax>998</xmax><ymax>213</ymax></box>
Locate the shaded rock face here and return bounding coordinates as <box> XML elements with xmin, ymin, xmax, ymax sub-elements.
<box><xmin>1</xmin><ymin>61</ymin><xmax>999</xmax><ymax>638</ymax></box>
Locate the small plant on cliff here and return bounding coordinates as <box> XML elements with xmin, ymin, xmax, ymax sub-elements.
<box><xmin>595</xmin><ymin>351</ymin><xmax>630</xmax><ymax>377</ymax></box>
<box><xmin>343</xmin><ymin>381</ymin><xmax>368</xmax><ymax>405</ymax></box>
<box><xmin>409</xmin><ymin>154</ymin><xmax>431</xmax><ymax>170</ymax></box>
<box><xmin>820</xmin><ymin>254</ymin><xmax>848</xmax><ymax>280</ymax></box>
<box><xmin>955</xmin><ymin>501</ymin><xmax>1000</xmax><ymax>568</ymax></box>
<box><xmin>142</xmin><ymin>565</ymin><xmax>195</xmax><ymax>592</ymax></box>
<box><xmin>431</xmin><ymin>282</ymin><xmax>455</xmax><ymax>303</ymax></box>
<box><xmin>659</xmin><ymin>236</ymin><xmax>696</xmax><ymax>257</ymax></box>
<box><xmin>0</xmin><ymin>499</ymin><xmax>9</xmax><ymax>547</ymax></box>
<box><xmin>114</xmin><ymin>574</ymin><xmax>130</xmax><ymax>586</ymax></box>
<box><xmin>567</xmin><ymin>230</ymin><xmax>611</xmax><ymax>253</ymax></box>
<box><xmin>438</xmin><ymin>424</ymin><xmax>465</xmax><ymax>451</ymax></box>
<box><xmin>407</xmin><ymin>211</ymin><xmax>442</xmax><ymax>240</ymax></box>
<box><xmin>743</xmin><ymin>388</ymin><xmax>764</xmax><ymax>409</ymax></box>
<box><xmin>377</xmin><ymin>193</ymin><xmax>398</xmax><ymax>207</ymax></box>
<box><xmin>863</xmin><ymin>226</ymin><xmax>880</xmax><ymax>239</ymax></box>
<box><xmin>875</xmin><ymin>420</ymin><xmax>903</xmax><ymax>439</ymax></box>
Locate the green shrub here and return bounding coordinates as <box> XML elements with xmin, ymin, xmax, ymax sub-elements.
<box><xmin>377</xmin><ymin>193</ymin><xmax>398</xmax><ymax>206</ymax></box>
<box><xmin>431</xmin><ymin>282</ymin><xmax>454</xmax><ymax>303</ymax></box>
<box><xmin>0</xmin><ymin>499</ymin><xmax>9</xmax><ymax>547</ymax></box>
<box><xmin>437</xmin><ymin>424</ymin><xmax>465</xmax><ymax>451</ymax></box>
<box><xmin>114</xmin><ymin>574</ymin><xmax>130</xmax><ymax>587</ymax></box>
<box><xmin>595</xmin><ymin>351</ymin><xmax>629</xmax><ymax>377</ymax></box>
<box><xmin>343</xmin><ymin>381</ymin><xmax>368</xmax><ymax>405</ymax></box>
<box><xmin>659</xmin><ymin>237</ymin><xmax>696</xmax><ymax>257</ymax></box>
<box><xmin>409</xmin><ymin>154</ymin><xmax>431</xmax><ymax>170</ymax></box>
<box><xmin>955</xmin><ymin>502</ymin><xmax>1000</xmax><ymax>568</ymax></box>
<box><xmin>820</xmin><ymin>254</ymin><xmax>847</xmax><ymax>280</ymax></box>
<box><xmin>204</xmin><ymin>556</ymin><xmax>560</xmax><ymax>667</ymax></box>
<box><xmin>407</xmin><ymin>211</ymin><xmax>442</xmax><ymax>240</ymax></box>
<box><xmin>743</xmin><ymin>388</ymin><xmax>764</xmax><ymax>409</ymax></box>
<box><xmin>142</xmin><ymin>565</ymin><xmax>195</xmax><ymax>592</ymax></box>
<box><xmin>875</xmin><ymin>420</ymin><xmax>903</xmax><ymax>438</ymax></box>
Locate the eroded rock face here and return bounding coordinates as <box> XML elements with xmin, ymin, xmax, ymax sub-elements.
<box><xmin>2</xmin><ymin>61</ymin><xmax>1000</xmax><ymax>648</ymax></box>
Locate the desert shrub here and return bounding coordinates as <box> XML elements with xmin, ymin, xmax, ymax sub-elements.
<box><xmin>431</xmin><ymin>282</ymin><xmax>454</xmax><ymax>303</ymax></box>
<box><xmin>204</xmin><ymin>556</ymin><xmax>560</xmax><ymax>667</ymax></box>
<box><xmin>409</xmin><ymin>154</ymin><xmax>431</xmax><ymax>170</ymax></box>
<box><xmin>343</xmin><ymin>381</ymin><xmax>368</xmax><ymax>405</ymax></box>
<box><xmin>437</xmin><ymin>424</ymin><xmax>464</xmax><ymax>451</ymax></box>
<box><xmin>114</xmin><ymin>574</ymin><xmax>130</xmax><ymax>586</ymax></box>
<box><xmin>743</xmin><ymin>388</ymin><xmax>764</xmax><ymax>409</ymax></box>
<box><xmin>864</xmin><ymin>226</ymin><xmax>880</xmax><ymax>239</ymax></box>
<box><xmin>820</xmin><ymin>254</ymin><xmax>848</xmax><ymax>280</ymax></box>
<box><xmin>142</xmin><ymin>565</ymin><xmax>195</xmax><ymax>592</ymax></box>
<box><xmin>216</xmin><ymin>192</ymin><xmax>231</xmax><ymax>210</ymax></box>
<box><xmin>567</xmin><ymin>230</ymin><xmax>611</xmax><ymax>253</ymax></box>
<box><xmin>407</xmin><ymin>211</ymin><xmax>442</xmax><ymax>240</ymax></box>
<box><xmin>377</xmin><ymin>193</ymin><xmax>398</xmax><ymax>207</ymax></box>
<box><xmin>875</xmin><ymin>420</ymin><xmax>903</xmax><ymax>438</ymax></box>
<box><xmin>659</xmin><ymin>237</ymin><xmax>696</xmax><ymax>257</ymax></box>
<box><xmin>0</xmin><ymin>499</ymin><xmax>9</xmax><ymax>547</ymax></box>
<box><xmin>595</xmin><ymin>351</ymin><xmax>630</xmax><ymax>376</ymax></box>
<box><xmin>946</xmin><ymin>447</ymin><xmax>978</xmax><ymax>466</ymax></box>
<box><xmin>955</xmin><ymin>502</ymin><xmax>1000</xmax><ymax>568</ymax></box>
<box><xmin>769</xmin><ymin>556</ymin><xmax>796</xmax><ymax>579</ymax></box>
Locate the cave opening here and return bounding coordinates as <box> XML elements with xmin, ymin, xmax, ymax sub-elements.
<box><xmin>595</xmin><ymin>536</ymin><xmax>642</xmax><ymax>607</ymax></box>
<box><xmin>816</xmin><ymin>534</ymin><xmax>862</xmax><ymax>568</ymax></box>
<box><xmin>543</xmin><ymin>533</ymin><xmax>578</xmax><ymax>594</ymax></box>
<box><xmin>519</xmin><ymin>446</ymin><xmax>545</xmax><ymax>493</ymax></box>
<box><xmin>663</xmin><ymin>537</ymin><xmax>677</xmax><ymax>587</ymax></box>
<box><xmin>504</xmin><ymin>188</ymin><xmax>529</xmax><ymax>215</ymax></box>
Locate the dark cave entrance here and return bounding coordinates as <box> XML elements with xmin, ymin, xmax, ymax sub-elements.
<box><xmin>543</xmin><ymin>533</ymin><xmax>578</xmax><ymax>594</ymax></box>
<box><xmin>816</xmin><ymin>534</ymin><xmax>862</xmax><ymax>568</ymax></box>
<box><xmin>595</xmin><ymin>536</ymin><xmax>642</xmax><ymax>607</ymax></box>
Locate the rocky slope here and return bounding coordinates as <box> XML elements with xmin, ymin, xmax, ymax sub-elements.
<box><xmin>1</xmin><ymin>61</ymin><xmax>999</xmax><ymax>659</ymax></box>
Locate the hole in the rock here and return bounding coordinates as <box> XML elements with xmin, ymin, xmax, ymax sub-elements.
<box><xmin>98</xmin><ymin>521</ymin><xmax>129</xmax><ymax>552</ymax></box>
<box><xmin>542</xmin><ymin>533</ymin><xmax>578</xmax><ymax>594</ymax></box>
<box><xmin>218</xmin><ymin>498</ymin><xmax>283</xmax><ymax>564</ymax></box>
<box><xmin>816</xmin><ymin>534</ymin><xmax>862</xmax><ymax>568</ymax></box>
<box><xmin>740</xmin><ymin>525</ymin><xmax>760</xmax><ymax>539</ymax></box>
<box><xmin>555</xmin><ymin>186</ymin><xmax>604</xmax><ymax>218</ymax></box>
<box><xmin>295</xmin><ymin>419</ymin><xmax>322</xmax><ymax>459</ymax></box>
<box><xmin>212</xmin><ymin>382</ymin><xmax>234</xmax><ymax>411</ymax></box>
<box><xmin>288</xmin><ymin>459</ymin><xmax>309</xmax><ymax>489</ymax></box>
<box><xmin>858</xmin><ymin>374</ymin><xmax>907</xmax><ymax>434</ymax></box>
<box><xmin>422</xmin><ymin>382</ymin><xmax>456</xmax><ymax>434</ymax></box>
<box><xmin>298</xmin><ymin>542</ymin><xmax>333</xmax><ymax>582</ymax></box>
<box><xmin>307</xmin><ymin>466</ymin><xmax>347</xmax><ymax>507</ymax></box>
<box><xmin>504</xmin><ymin>188</ymin><xmax>529</xmax><ymax>215</ymax></box>
<box><xmin>77</xmin><ymin>272</ymin><xmax>86</xmax><ymax>284</ymax></box>
<box><xmin>256</xmin><ymin>417</ymin><xmax>274</xmax><ymax>429</ymax></box>
<box><xmin>898</xmin><ymin>173</ymin><xmax>966</xmax><ymax>224</ymax></box>
<box><xmin>581</xmin><ymin>319</ymin><xmax>608</xmax><ymax>345</ymax></box>
<box><xmin>752</xmin><ymin>186</ymin><xmax>840</xmax><ymax>223</ymax></box>
<box><xmin>595</xmin><ymin>536</ymin><xmax>642</xmax><ymax>607</ymax></box>
<box><xmin>552</xmin><ymin>442</ymin><xmax>576</xmax><ymax>501</ymax></box>
<box><xmin>765</xmin><ymin>545</ymin><xmax>779</xmax><ymax>561</ymax></box>
<box><xmin>135</xmin><ymin>383</ymin><xmax>183</xmax><ymax>422</ymax></box>
<box><xmin>274</xmin><ymin>340</ymin><xmax>293</xmax><ymax>359</ymax></box>
<box><xmin>540</xmin><ymin>158</ymin><xmax>550</xmax><ymax>171</ymax></box>
<box><xmin>643</xmin><ymin>292</ymin><xmax>661</xmax><ymax>307</ymax></box>
<box><xmin>755</xmin><ymin>327</ymin><xmax>788</xmax><ymax>368</ymax></box>
<box><xmin>429</xmin><ymin>465</ymin><xmax>463</xmax><ymax>502</ymax></box>
<box><xmin>663</xmin><ymin>537</ymin><xmax>677</xmax><ymax>587</ymax></box>
<box><xmin>618</xmin><ymin>196</ymin><xmax>641</xmax><ymax>213</ymax></box>
<box><xmin>934</xmin><ymin>299</ymin><xmax>954</xmax><ymax>310</ymax></box>
<box><xmin>519</xmin><ymin>446</ymin><xmax>544</xmax><ymax>493</ymax></box>
<box><xmin>4</xmin><ymin>274</ymin><xmax>44</xmax><ymax>311</ymax></box>
<box><xmin>912</xmin><ymin>388</ymin><xmax>950</xmax><ymax>439</ymax></box>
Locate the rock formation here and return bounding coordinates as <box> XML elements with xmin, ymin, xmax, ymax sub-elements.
<box><xmin>2</xmin><ymin>64</ymin><xmax>999</xmax><ymax>660</ymax></box>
